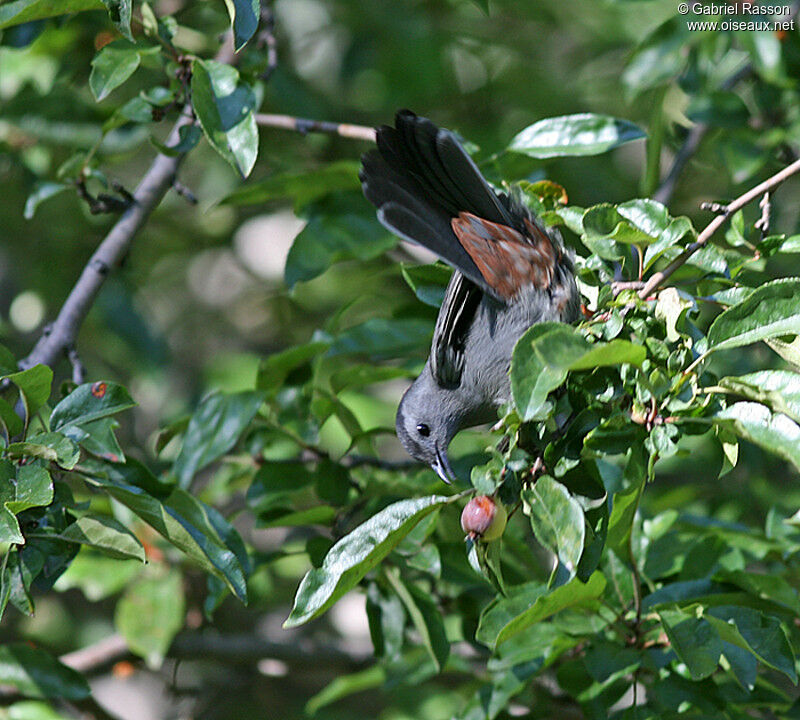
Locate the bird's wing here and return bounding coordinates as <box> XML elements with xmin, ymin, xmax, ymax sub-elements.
<box><xmin>450</xmin><ymin>213</ymin><xmax>558</xmax><ymax>301</ymax></box>
<box><xmin>360</xmin><ymin>110</ymin><xmax>561</xmax><ymax>302</ymax></box>
<box><xmin>430</xmin><ymin>271</ymin><xmax>483</xmax><ymax>388</ymax></box>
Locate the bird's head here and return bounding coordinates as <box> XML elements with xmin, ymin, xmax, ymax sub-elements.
<box><xmin>395</xmin><ymin>368</ymin><xmax>462</xmax><ymax>484</ymax></box>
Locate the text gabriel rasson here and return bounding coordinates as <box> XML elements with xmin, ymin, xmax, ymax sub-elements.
<box><xmin>691</xmin><ymin>3</ymin><xmax>791</xmax><ymax>13</ymax></box>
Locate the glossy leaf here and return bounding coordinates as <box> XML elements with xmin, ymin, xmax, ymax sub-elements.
<box><xmin>285</xmin><ymin>203</ymin><xmax>394</xmax><ymax>288</ymax></box>
<box><xmin>221</xmin><ymin>161</ymin><xmax>362</xmax><ymax>210</ymax></box>
<box><xmin>660</xmin><ymin>612</ymin><xmax>722</xmax><ymax>680</ymax></box>
<box><xmin>1</xmin><ymin>365</ymin><xmax>52</xmax><ymax>426</ymax></box>
<box><xmin>706</xmin><ymin>278</ymin><xmax>800</xmax><ymax>354</ymax></box>
<box><xmin>223</xmin><ymin>0</ymin><xmax>259</xmax><ymax>50</ymax></box>
<box><xmin>285</xmin><ymin>495</ymin><xmax>452</xmax><ymax>627</ymax></box>
<box><xmin>172</xmin><ymin>390</ymin><xmax>264</xmax><ymax>488</ymax></box>
<box><xmin>7</xmin><ymin>464</ymin><xmax>53</xmax><ymax>513</ymax></box>
<box><xmin>115</xmin><ymin>570</ymin><xmax>185</xmax><ymax>666</ymax></box>
<box><xmin>61</xmin><ymin>516</ymin><xmax>145</xmax><ymax>561</ymax></box>
<box><xmin>385</xmin><ymin>568</ymin><xmax>449</xmax><ymax>672</ymax></box>
<box><xmin>522</xmin><ymin>476</ymin><xmax>585</xmax><ymax>576</ymax></box>
<box><xmin>191</xmin><ymin>59</ymin><xmax>258</xmax><ymax>177</ymax></box>
<box><xmin>715</xmin><ymin>402</ymin><xmax>800</xmax><ymax>473</ymax></box>
<box><xmin>508</xmin><ymin>113</ymin><xmax>645</xmax><ymax>158</ymax></box>
<box><xmin>100</xmin><ymin>0</ymin><xmax>132</xmax><ymax>39</ymax></box>
<box><xmin>719</xmin><ymin>371</ymin><xmax>800</xmax><ymax>423</ymax></box>
<box><xmin>705</xmin><ymin>606</ymin><xmax>796</xmax><ymax>682</ymax></box>
<box><xmin>89</xmin><ymin>41</ymin><xmax>140</xmax><ymax>101</ymax></box>
<box><xmin>0</xmin><ymin>644</ymin><xmax>89</xmax><ymax>699</ymax></box>
<box><xmin>85</xmin><ymin>465</ymin><xmax>248</xmax><ymax>601</ymax></box>
<box><xmin>50</xmin><ymin>380</ymin><xmax>135</xmax><ymax>431</ymax></box>
<box><xmin>511</xmin><ymin>323</ymin><xmax>645</xmax><ymax>420</ymax></box>
<box><xmin>0</xmin><ymin>0</ymin><xmax>102</xmax><ymax>30</ymax></box>
<box><xmin>23</xmin><ymin>182</ymin><xmax>69</xmax><ymax>220</ymax></box>
<box><xmin>476</xmin><ymin>572</ymin><xmax>606</xmax><ymax>647</ymax></box>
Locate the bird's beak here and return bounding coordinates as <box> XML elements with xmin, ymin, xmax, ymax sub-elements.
<box><xmin>432</xmin><ymin>445</ymin><xmax>456</xmax><ymax>484</ymax></box>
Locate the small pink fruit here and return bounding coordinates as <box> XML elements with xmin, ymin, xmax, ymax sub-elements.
<box><xmin>461</xmin><ymin>495</ymin><xmax>507</xmax><ymax>541</ymax></box>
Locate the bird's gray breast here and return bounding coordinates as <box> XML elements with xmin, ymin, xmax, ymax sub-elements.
<box><xmin>459</xmin><ymin>280</ymin><xmax>576</xmax><ymax>418</ymax></box>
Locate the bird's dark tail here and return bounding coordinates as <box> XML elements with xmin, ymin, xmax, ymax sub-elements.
<box><xmin>360</xmin><ymin>110</ymin><xmax>511</xmax><ymax>295</ymax></box>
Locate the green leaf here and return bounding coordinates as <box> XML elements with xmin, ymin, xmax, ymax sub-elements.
<box><xmin>24</xmin><ymin>182</ymin><xmax>69</xmax><ymax>220</ymax></box>
<box><xmin>221</xmin><ymin>161</ymin><xmax>362</xmax><ymax>210</ymax></box>
<box><xmin>6</xmin><ymin>433</ymin><xmax>80</xmax><ymax>470</ymax></box>
<box><xmin>718</xmin><ymin>371</ymin><xmax>800</xmax><ymax>424</ymax></box>
<box><xmin>54</xmin><ymin>551</ymin><xmax>141</xmax><ymax>601</ymax></box>
<box><xmin>401</xmin><ymin>263</ymin><xmax>452</xmax><ymax>307</ymax></box>
<box><xmin>222</xmin><ymin>0</ymin><xmax>259</xmax><ymax>50</ymax></box>
<box><xmin>191</xmin><ymin>59</ymin><xmax>258</xmax><ymax>177</ymax></box>
<box><xmin>476</xmin><ymin>572</ymin><xmax>606</xmax><ymax>647</ymax></box>
<box><xmin>65</xmin><ymin>417</ymin><xmax>125</xmax><ymax>462</ymax></box>
<box><xmin>766</xmin><ymin>335</ymin><xmax>800</xmax><ymax>368</ymax></box>
<box><xmin>2</xmin><ymin>365</ymin><xmax>53</xmax><ymax>427</ymax></box>
<box><xmin>148</xmin><ymin>124</ymin><xmax>202</xmax><ymax>156</ymax></box>
<box><xmin>115</xmin><ymin>569</ymin><xmax>185</xmax><ymax>666</ymax></box>
<box><xmin>0</xmin><ymin>0</ymin><xmax>103</xmax><ymax>30</ymax></box>
<box><xmin>508</xmin><ymin>114</ymin><xmax>645</xmax><ymax>158</ymax></box>
<box><xmin>511</xmin><ymin>323</ymin><xmax>645</xmax><ymax>420</ymax></box>
<box><xmin>0</xmin><ymin>644</ymin><xmax>89</xmax><ymax>699</ymax></box>
<box><xmin>305</xmin><ymin>665</ymin><xmax>387</xmax><ymax>716</ymax></box>
<box><xmin>0</xmin><ymin>506</ymin><xmax>23</xmax><ymax>544</ymax></box>
<box><xmin>705</xmin><ymin>606</ymin><xmax>796</xmax><ymax>682</ymax></box>
<box><xmin>329</xmin><ymin>318</ymin><xmax>432</xmax><ymax>359</ymax></box>
<box><xmin>61</xmin><ymin>516</ymin><xmax>145</xmax><ymax>561</ymax></box>
<box><xmin>659</xmin><ymin>612</ymin><xmax>722</xmax><ymax>680</ymax></box>
<box><xmin>256</xmin><ymin>342</ymin><xmax>329</xmax><ymax>396</ymax></box>
<box><xmin>84</xmin><ymin>464</ymin><xmax>248</xmax><ymax>601</ymax></box>
<box><xmin>384</xmin><ymin>568</ymin><xmax>449</xmax><ymax>672</ymax></box>
<box><xmin>706</xmin><ymin>278</ymin><xmax>800</xmax><ymax>354</ymax></box>
<box><xmin>622</xmin><ymin>17</ymin><xmax>689</xmax><ymax>95</ymax></box>
<box><xmin>285</xmin><ymin>495</ymin><xmax>452</xmax><ymax>628</ymax></box>
<box><xmin>172</xmin><ymin>390</ymin><xmax>264</xmax><ymax>488</ymax></box>
<box><xmin>100</xmin><ymin>0</ymin><xmax>132</xmax><ymax>39</ymax></box>
<box><xmin>89</xmin><ymin>41</ymin><xmax>140</xmax><ymax>101</ymax></box>
<box><xmin>7</xmin><ymin>464</ymin><xmax>53</xmax><ymax>513</ymax></box>
<box><xmin>715</xmin><ymin>402</ymin><xmax>800</xmax><ymax>473</ymax></box>
<box><xmin>285</xmin><ymin>202</ymin><xmax>395</xmax><ymax>288</ymax></box>
<box><xmin>522</xmin><ymin>476</ymin><xmax>585</xmax><ymax>576</ymax></box>
<box><xmin>50</xmin><ymin>380</ymin><xmax>135</xmax><ymax>431</ymax></box>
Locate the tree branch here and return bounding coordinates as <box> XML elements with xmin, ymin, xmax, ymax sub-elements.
<box><xmin>18</xmin><ymin>36</ymin><xmax>237</xmax><ymax>373</ymax></box>
<box><xmin>58</xmin><ymin>631</ymin><xmax>371</xmax><ymax>674</ymax></box>
<box><xmin>639</xmin><ymin>156</ymin><xmax>800</xmax><ymax>299</ymax></box>
<box><xmin>255</xmin><ymin>113</ymin><xmax>376</xmax><ymax>142</ymax></box>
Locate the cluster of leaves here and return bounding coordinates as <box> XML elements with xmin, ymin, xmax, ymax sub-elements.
<box><xmin>281</xmin><ymin>185</ymin><xmax>800</xmax><ymax>717</ymax></box>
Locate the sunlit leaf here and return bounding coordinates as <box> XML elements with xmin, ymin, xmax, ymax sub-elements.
<box><xmin>509</xmin><ymin>114</ymin><xmax>645</xmax><ymax>158</ymax></box>
<box><xmin>285</xmin><ymin>495</ymin><xmax>453</xmax><ymax>627</ymax></box>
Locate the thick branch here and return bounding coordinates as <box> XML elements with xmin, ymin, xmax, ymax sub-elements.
<box><xmin>639</xmin><ymin>156</ymin><xmax>800</xmax><ymax>299</ymax></box>
<box><xmin>256</xmin><ymin>113</ymin><xmax>376</xmax><ymax>142</ymax></box>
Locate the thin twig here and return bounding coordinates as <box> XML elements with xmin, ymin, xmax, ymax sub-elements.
<box><xmin>60</xmin><ymin>633</ymin><xmax>129</xmax><ymax>673</ymax></box>
<box><xmin>18</xmin><ymin>40</ymin><xmax>237</xmax><ymax>372</ymax></box>
<box><xmin>638</xmin><ymin>156</ymin><xmax>800</xmax><ymax>299</ymax></box>
<box><xmin>652</xmin><ymin>63</ymin><xmax>752</xmax><ymax>206</ymax></box>
<box><xmin>755</xmin><ymin>191</ymin><xmax>771</xmax><ymax>240</ymax></box>
<box><xmin>255</xmin><ymin>113</ymin><xmax>376</xmax><ymax>142</ymax></box>
<box><xmin>257</xmin><ymin>3</ymin><xmax>278</xmax><ymax>82</ymax></box>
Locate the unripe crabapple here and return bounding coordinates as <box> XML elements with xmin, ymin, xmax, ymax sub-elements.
<box><xmin>461</xmin><ymin>495</ymin><xmax>507</xmax><ymax>541</ymax></box>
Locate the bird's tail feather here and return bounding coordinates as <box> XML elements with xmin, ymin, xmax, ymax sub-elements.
<box><xmin>360</xmin><ymin>110</ymin><xmax>507</xmax><ymax>296</ymax></box>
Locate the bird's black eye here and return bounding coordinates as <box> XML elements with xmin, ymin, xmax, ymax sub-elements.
<box><xmin>416</xmin><ymin>423</ymin><xmax>430</xmax><ymax>437</ymax></box>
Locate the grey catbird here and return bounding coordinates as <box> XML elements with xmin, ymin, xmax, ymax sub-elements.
<box><xmin>360</xmin><ymin>110</ymin><xmax>579</xmax><ymax>483</ymax></box>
